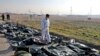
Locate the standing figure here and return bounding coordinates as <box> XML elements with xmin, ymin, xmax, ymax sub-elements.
<box><xmin>41</xmin><ymin>14</ymin><xmax>51</xmax><ymax>44</ymax></box>
<box><xmin>1</xmin><ymin>14</ymin><xmax>5</xmax><ymax>21</ymax></box>
<box><xmin>7</xmin><ymin>13</ymin><xmax>10</xmax><ymax>20</ymax></box>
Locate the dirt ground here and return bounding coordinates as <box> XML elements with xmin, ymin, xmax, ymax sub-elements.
<box><xmin>0</xmin><ymin>35</ymin><xmax>14</xmax><ymax>56</ymax></box>
<box><xmin>0</xmin><ymin>20</ymin><xmax>14</xmax><ymax>56</ymax></box>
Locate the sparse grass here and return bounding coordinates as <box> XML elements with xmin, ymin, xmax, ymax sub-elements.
<box><xmin>17</xmin><ymin>19</ymin><xmax>100</xmax><ymax>46</ymax></box>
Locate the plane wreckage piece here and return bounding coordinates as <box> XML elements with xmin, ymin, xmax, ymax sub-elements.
<box><xmin>41</xmin><ymin>45</ymin><xmax>77</xmax><ymax>56</ymax></box>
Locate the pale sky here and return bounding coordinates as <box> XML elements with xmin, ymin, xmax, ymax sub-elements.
<box><xmin>0</xmin><ymin>0</ymin><xmax>100</xmax><ymax>15</ymax></box>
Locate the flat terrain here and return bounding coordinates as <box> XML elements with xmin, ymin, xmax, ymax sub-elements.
<box><xmin>0</xmin><ymin>35</ymin><xmax>14</xmax><ymax>56</ymax></box>
<box><xmin>0</xmin><ymin>14</ymin><xmax>100</xmax><ymax>56</ymax></box>
<box><xmin>12</xmin><ymin>14</ymin><xmax>100</xmax><ymax>49</ymax></box>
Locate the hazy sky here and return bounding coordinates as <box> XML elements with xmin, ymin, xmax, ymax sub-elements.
<box><xmin>0</xmin><ymin>0</ymin><xmax>100</xmax><ymax>15</ymax></box>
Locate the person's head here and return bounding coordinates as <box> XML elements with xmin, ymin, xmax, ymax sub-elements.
<box><xmin>46</xmin><ymin>14</ymin><xmax>50</xmax><ymax>19</ymax></box>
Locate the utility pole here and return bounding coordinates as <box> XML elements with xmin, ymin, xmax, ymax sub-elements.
<box><xmin>28</xmin><ymin>10</ymin><xmax>32</xmax><ymax>20</ymax></box>
<box><xmin>70</xmin><ymin>6</ymin><xmax>72</xmax><ymax>15</ymax></box>
<box><xmin>88</xmin><ymin>7</ymin><xmax>92</xmax><ymax>20</ymax></box>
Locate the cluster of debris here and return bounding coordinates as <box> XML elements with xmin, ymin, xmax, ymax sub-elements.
<box><xmin>0</xmin><ymin>22</ymin><xmax>99</xmax><ymax>56</ymax></box>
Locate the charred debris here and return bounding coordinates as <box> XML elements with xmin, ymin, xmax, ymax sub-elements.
<box><xmin>0</xmin><ymin>22</ymin><xmax>99</xmax><ymax>56</ymax></box>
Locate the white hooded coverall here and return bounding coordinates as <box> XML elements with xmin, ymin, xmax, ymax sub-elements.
<box><xmin>41</xmin><ymin>17</ymin><xmax>51</xmax><ymax>43</ymax></box>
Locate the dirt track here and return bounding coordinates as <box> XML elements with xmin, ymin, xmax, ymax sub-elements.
<box><xmin>0</xmin><ymin>35</ymin><xmax>14</xmax><ymax>56</ymax></box>
<box><xmin>0</xmin><ymin>20</ymin><xmax>14</xmax><ymax>56</ymax></box>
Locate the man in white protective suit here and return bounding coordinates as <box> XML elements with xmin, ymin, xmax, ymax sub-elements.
<box><xmin>41</xmin><ymin>14</ymin><xmax>51</xmax><ymax>44</ymax></box>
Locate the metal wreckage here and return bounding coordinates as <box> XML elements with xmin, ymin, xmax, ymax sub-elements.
<box><xmin>0</xmin><ymin>22</ymin><xmax>100</xmax><ymax>56</ymax></box>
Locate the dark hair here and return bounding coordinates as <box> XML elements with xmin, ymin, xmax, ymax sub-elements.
<box><xmin>46</xmin><ymin>14</ymin><xmax>50</xmax><ymax>18</ymax></box>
